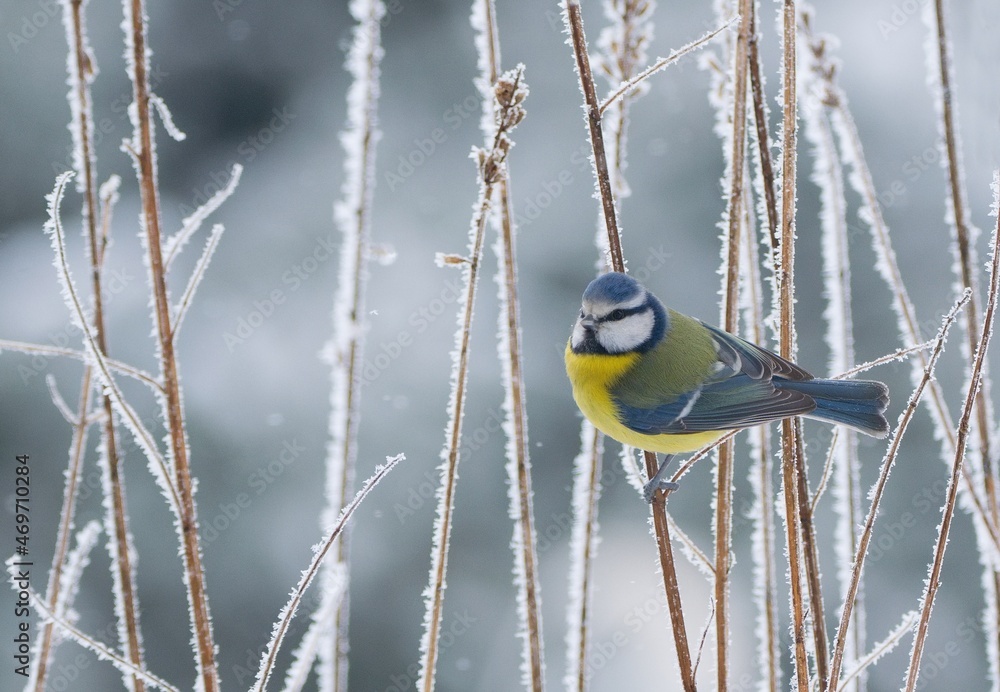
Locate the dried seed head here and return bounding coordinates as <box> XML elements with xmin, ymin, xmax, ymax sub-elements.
<box><xmin>435</xmin><ymin>252</ymin><xmax>470</xmax><ymax>267</ymax></box>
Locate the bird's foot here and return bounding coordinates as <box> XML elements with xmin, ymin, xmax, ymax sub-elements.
<box><xmin>643</xmin><ymin>453</ymin><xmax>678</xmax><ymax>503</ymax></box>
<box><xmin>643</xmin><ymin>479</ymin><xmax>679</xmax><ymax>504</ymax></box>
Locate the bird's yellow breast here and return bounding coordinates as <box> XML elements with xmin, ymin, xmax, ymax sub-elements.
<box><xmin>564</xmin><ymin>342</ymin><xmax>725</xmax><ymax>454</ymax></box>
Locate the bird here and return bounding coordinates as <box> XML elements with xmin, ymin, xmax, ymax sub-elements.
<box><xmin>565</xmin><ymin>272</ymin><xmax>889</xmax><ymax>502</ymax></box>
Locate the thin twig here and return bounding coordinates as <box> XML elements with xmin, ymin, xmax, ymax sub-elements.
<box><xmin>714</xmin><ymin>0</ymin><xmax>752</xmax><ymax>683</ymax></box>
<box><xmin>837</xmin><ymin>610</ymin><xmax>918</xmax><ymax>691</ymax></box>
<box><xmin>810</xmin><ymin>429</ymin><xmax>839</xmax><ymax>514</ymax></box>
<box><xmin>563</xmin><ymin>1</ymin><xmax>695</xmax><ymax>687</ymax></box>
<box><xmin>253</xmin><ymin>455</ymin><xmax>402</xmax><ymax>692</ymax></box>
<box><xmin>928</xmin><ymin>0</ymin><xmax>1000</xmax><ymax>673</ymax></box>
<box><xmin>565</xmin><ymin>424</ymin><xmax>604</xmax><ymax>692</ymax></box>
<box><xmin>319</xmin><ymin>1</ymin><xmax>384</xmax><ymax>688</ymax></box>
<box><xmin>564</xmin><ymin>0</ymin><xmax>624</xmax><ymax>272</ymax></box>
<box><xmin>479</xmin><ymin>0</ymin><xmax>545</xmax><ymax>685</ymax></box>
<box><xmin>599</xmin><ymin>15</ymin><xmax>738</xmax><ymax>115</ymax></box>
<box><xmin>416</xmin><ymin>66</ymin><xmax>527</xmax><ymax>692</ymax></box>
<box><xmin>0</xmin><ymin>340</ymin><xmax>161</xmax><ymax>392</ymax></box>
<box><xmin>826</xmin><ymin>292</ymin><xmax>967</xmax><ymax>687</ymax></box>
<box><xmin>777</xmin><ymin>0</ymin><xmax>810</xmax><ymax>687</ymax></box>
<box><xmin>645</xmin><ymin>450</ymin><xmax>697</xmax><ymax>692</ymax></box>
<box><xmin>33</xmin><ymin>366</ymin><xmax>93</xmax><ymax>691</ymax></box>
<box><xmin>796</xmin><ymin>418</ymin><xmax>830</xmax><ymax>687</ymax></box>
<box><xmin>122</xmin><ymin>0</ymin><xmax>218</xmax><ymax>686</ymax></box>
<box><xmin>740</xmin><ymin>156</ymin><xmax>780</xmax><ymax>691</ymax></box>
<box><xmin>905</xmin><ymin>199</ymin><xmax>1000</xmax><ymax>691</ymax></box>
<box><xmin>17</xmin><ymin>580</ymin><xmax>177</xmax><ymax>692</ymax></box>
<box><xmin>40</xmin><ymin>2</ymin><xmax>147</xmax><ymax>686</ymax></box>
<box><xmin>43</xmin><ymin>174</ymin><xmax>180</xmax><ymax>512</ymax></box>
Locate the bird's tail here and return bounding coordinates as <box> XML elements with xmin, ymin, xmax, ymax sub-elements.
<box><xmin>777</xmin><ymin>378</ymin><xmax>890</xmax><ymax>438</ymax></box>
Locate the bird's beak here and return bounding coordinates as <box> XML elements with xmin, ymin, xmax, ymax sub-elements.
<box><xmin>580</xmin><ymin>315</ymin><xmax>597</xmax><ymax>332</ymax></box>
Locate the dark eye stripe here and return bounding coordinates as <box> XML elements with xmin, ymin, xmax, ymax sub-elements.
<box><xmin>603</xmin><ymin>306</ymin><xmax>645</xmax><ymax>322</ymax></box>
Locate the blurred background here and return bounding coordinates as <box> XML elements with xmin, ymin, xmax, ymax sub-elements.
<box><xmin>1</xmin><ymin>0</ymin><xmax>999</xmax><ymax>689</ymax></box>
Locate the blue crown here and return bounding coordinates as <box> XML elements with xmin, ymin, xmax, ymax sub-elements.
<box><xmin>583</xmin><ymin>272</ymin><xmax>643</xmax><ymax>304</ymax></box>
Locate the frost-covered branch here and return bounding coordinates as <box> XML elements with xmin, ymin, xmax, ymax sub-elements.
<box><xmin>562</xmin><ymin>2</ymin><xmax>697</xmax><ymax>688</ymax></box>
<box><xmin>121</xmin><ymin>0</ymin><xmax>218</xmax><ymax>685</ymax></box>
<box><xmin>0</xmin><ymin>340</ymin><xmax>161</xmax><ymax>392</ymax></box>
<box><xmin>317</xmin><ymin>0</ymin><xmax>385</xmax><ymax>688</ymax></box>
<box><xmin>252</xmin><ymin>456</ymin><xmax>402</xmax><ymax>692</ymax></box>
<box><xmin>43</xmin><ymin>173</ymin><xmax>180</xmax><ymax>513</ymax></box>
<box><xmin>562</xmin><ymin>0</ymin><xmax>625</xmax><ymax>273</ymax></box>
<box><xmin>905</xmin><ymin>182</ymin><xmax>1000</xmax><ymax>691</ymax></box>
<box><xmin>828</xmin><ymin>291</ymin><xmax>967</xmax><ymax>687</ymax></box>
<box><xmin>838</xmin><ymin>611</ymin><xmax>918</xmax><ymax>691</ymax></box>
<box><xmin>924</xmin><ymin>1</ymin><xmax>1000</xmax><ymax>677</ymax></box>
<box><xmin>600</xmin><ymin>14</ymin><xmax>737</xmax><ymax>115</ymax></box>
<box><xmin>416</xmin><ymin>66</ymin><xmax>527</xmax><ymax>692</ymax></box>
<box><xmin>473</xmin><ymin>0</ymin><xmax>546</xmax><ymax>688</ymax></box>
<box><xmin>37</xmin><ymin>3</ymin><xmax>148</xmax><ymax>688</ymax></box>
<box><xmin>708</xmin><ymin>0</ymin><xmax>752</xmax><ymax>682</ymax></box>
<box><xmin>8</xmin><ymin>566</ymin><xmax>179</xmax><ymax>692</ymax></box>
<box><xmin>564</xmin><ymin>424</ymin><xmax>603</xmax><ymax>692</ymax></box>
<box><xmin>774</xmin><ymin>0</ymin><xmax>812</xmax><ymax>688</ymax></box>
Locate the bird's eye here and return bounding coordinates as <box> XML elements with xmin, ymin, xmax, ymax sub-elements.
<box><xmin>608</xmin><ymin>309</ymin><xmax>627</xmax><ymax>321</ymax></box>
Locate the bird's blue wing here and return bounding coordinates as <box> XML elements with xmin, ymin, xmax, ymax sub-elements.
<box><xmin>613</xmin><ymin>321</ymin><xmax>816</xmax><ymax>435</ymax></box>
<box><xmin>701</xmin><ymin>322</ymin><xmax>813</xmax><ymax>382</ymax></box>
<box><xmin>616</xmin><ymin>374</ymin><xmax>816</xmax><ymax>434</ymax></box>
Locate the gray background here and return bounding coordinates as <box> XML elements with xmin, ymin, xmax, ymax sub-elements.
<box><xmin>2</xmin><ymin>0</ymin><xmax>999</xmax><ymax>689</ymax></box>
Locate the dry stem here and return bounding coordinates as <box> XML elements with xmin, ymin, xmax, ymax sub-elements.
<box><xmin>777</xmin><ymin>0</ymin><xmax>809</xmax><ymax>687</ymax></box>
<box><xmin>563</xmin><ymin>1</ymin><xmax>695</xmax><ymax>687</ymax></box>
<box><xmin>828</xmin><ymin>292</ymin><xmax>968</xmax><ymax>687</ymax></box>
<box><xmin>323</xmin><ymin>1</ymin><xmax>384</xmax><ymax>687</ymax></box>
<box><xmin>905</xmin><ymin>215</ymin><xmax>1000</xmax><ymax>690</ymax></box>
<box><xmin>418</xmin><ymin>67</ymin><xmax>526</xmax><ymax>692</ymax></box>
<box><xmin>566</xmin><ymin>426</ymin><xmax>604</xmax><ymax>692</ymax></box>
<box><xmin>476</xmin><ymin>3</ymin><xmax>545</xmax><ymax>687</ymax></box>
<box><xmin>714</xmin><ymin>0</ymin><xmax>752</xmax><ymax>684</ymax></box>
<box><xmin>39</xmin><ymin>3</ymin><xmax>145</xmax><ymax>688</ymax></box>
<box><xmin>565</xmin><ymin>0</ymin><xmax>623</xmax><ymax>272</ymax></box>
<box><xmin>928</xmin><ymin>0</ymin><xmax>1000</xmax><ymax>668</ymax></box>
<box><xmin>124</xmin><ymin>1</ymin><xmax>217</xmax><ymax>687</ymax></box>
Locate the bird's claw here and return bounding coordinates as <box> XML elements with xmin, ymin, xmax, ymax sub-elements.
<box><xmin>643</xmin><ymin>479</ymin><xmax>679</xmax><ymax>504</ymax></box>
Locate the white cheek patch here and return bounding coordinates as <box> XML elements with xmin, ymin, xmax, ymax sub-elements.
<box><xmin>597</xmin><ymin>310</ymin><xmax>655</xmax><ymax>353</ymax></box>
<box><xmin>571</xmin><ymin>320</ymin><xmax>588</xmax><ymax>349</ymax></box>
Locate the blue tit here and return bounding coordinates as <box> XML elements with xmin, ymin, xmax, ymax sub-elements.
<box><xmin>565</xmin><ymin>272</ymin><xmax>889</xmax><ymax>502</ymax></box>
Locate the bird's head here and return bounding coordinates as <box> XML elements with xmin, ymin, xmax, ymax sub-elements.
<box><xmin>570</xmin><ymin>272</ymin><xmax>667</xmax><ymax>355</ymax></box>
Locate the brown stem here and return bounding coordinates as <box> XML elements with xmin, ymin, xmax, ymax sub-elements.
<box><xmin>828</xmin><ymin>293</ymin><xmax>967</xmax><ymax>687</ymax></box>
<box><xmin>420</xmin><ymin>191</ymin><xmax>490</xmax><ymax>692</ymax></box>
<box><xmin>564</xmin><ymin>2</ymin><xmax>694</xmax><ymax>687</ymax></box>
<box><xmin>794</xmin><ymin>420</ymin><xmax>829</xmax><ymax>687</ymax></box>
<box><xmin>714</xmin><ymin>0</ymin><xmax>751</xmax><ymax>683</ymax></box>
<box><xmin>566</xmin><ymin>1</ymin><xmax>624</xmax><ymax>273</ymax></box>
<box><xmin>476</xmin><ymin>3</ymin><xmax>545</xmax><ymax>685</ymax></box>
<box><xmin>498</xmin><ymin>175</ymin><xmax>545</xmax><ymax>690</ymax></box>
<box><xmin>930</xmin><ymin>0</ymin><xmax>1000</xmax><ymax>668</ymax></box>
<box><xmin>747</xmin><ymin>8</ymin><xmax>779</xmax><ymax>259</ymax></box>
<box><xmin>645</xmin><ymin>450</ymin><xmax>697</xmax><ymax>692</ymax></box>
<box><xmin>35</xmin><ymin>369</ymin><xmax>92</xmax><ymax>691</ymax></box>
<box><xmin>778</xmin><ymin>0</ymin><xmax>809</xmax><ymax>688</ymax></box>
<box><xmin>419</xmin><ymin>67</ymin><xmax>525</xmax><ymax>692</ymax></box>
<box><xmin>906</xmin><ymin>214</ymin><xmax>1000</xmax><ymax>691</ymax></box>
<box><xmin>742</xmin><ymin>181</ymin><xmax>780</xmax><ymax>691</ymax></box>
<box><xmin>125</xmin><ymin>1</ymin><xmax>217</xmax><ymax>688</ymax></box>
<box><xmin>40</xmin><ymin>2</ymin><xmax>147</xmax><ymax>689</ymax></box>
<box><xmin>566</xmin><ymin>0</ymin><xmax>695</xmax><ymax>690</ymax></box>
